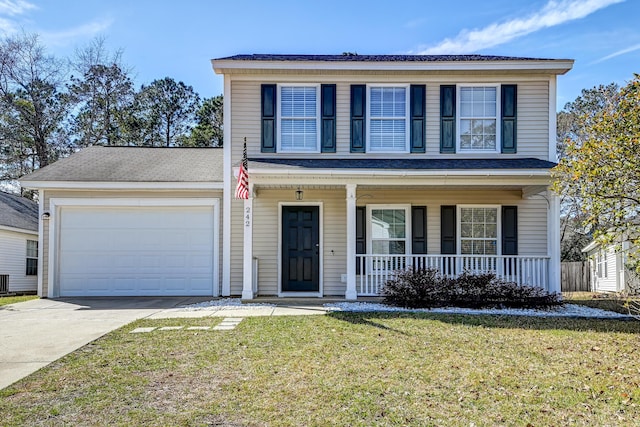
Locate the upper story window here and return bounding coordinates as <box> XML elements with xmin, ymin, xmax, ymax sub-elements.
<box><xmin>278</xmin><ymin>85</ymin><xmax>320</xmax><ymax>152</ymax></box>
<box><xmin>458</xmin><ymin>85</ymin><xmax>500</xmax><ymax>152</ymax></box>
<box><xmin>367</xmin><ymin>85</ymin><xmax>409</xmax><ymax>152</ymax></box>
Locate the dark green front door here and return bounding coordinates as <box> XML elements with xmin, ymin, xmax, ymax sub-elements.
<box><xmin>282</xmin><ymin>206</ymin><xmax>320</xmax><ymax>292</ymax></box>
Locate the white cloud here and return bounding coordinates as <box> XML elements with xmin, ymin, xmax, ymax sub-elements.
<box><xmin>40</xmin><ymin>18</ymin><xmax>113</xmax><ymax>46</ymax></box>
<box><xmin>0</xmin><ymin>0</ymin><xmax>36</xmax><ymax>34</ymax></box>
<box><xmin>0</xmin><ymin>16</ymin><xmax>17</xmax><ymax>33</ymax></box>
<box><xmin>417</xmin><ymin>0</ymin><xmax>624</xmax><ymax>54</ymax></box>
<box><xmin>0</xmin><ymin>0</ymin><xmax>36</xmax><ymax>16</ymax></box>
<box><xmin>592</xmin><ymin>43</ymin><xmax>640</xmax><ymax>64</ymax></box>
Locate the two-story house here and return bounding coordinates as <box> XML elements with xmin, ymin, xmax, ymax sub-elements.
<box><xmin>21</xmin><ymin>54</ymin><xmax>572</xmax><ymax>299</ymax></box>
<box><xmin>213</xmin><ymin>54</ymin><xmax>572</xmax><ymax>300</ymax></box>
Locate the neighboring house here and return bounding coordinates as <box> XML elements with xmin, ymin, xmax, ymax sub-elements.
<box><xmin>0</xmin><ymin>191</ymin><xmax>39</xmax><ymax>294</ymax></box>
<box><xmin>583</xmin><ymin>239</ymin><xmax>636</xmax><ymax>293</ymax></box>
<box><xmin>21</xmin><ymin>54</ymin><xmax>573</xmax><ymax>299</ymax></box>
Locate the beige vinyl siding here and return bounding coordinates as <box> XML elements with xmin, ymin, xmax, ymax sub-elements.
<box><xmin>0</xmin><ymin>229</ymin><xmax>38</xmax><ymax>293</ymax></box>
<box><xmin>246</xmin><ymin>188</ymin><xmax>549</xmax><ymax>296</ymax></box>
<box><xmin>248</xmin><ymin>189</ymin><xmax>347</xmax><ymax>296</ymax></box>
<box><xmin>40</xmin><ymin>189</ymin><xmax>223</xmax><ymax>297</ymax></box>
<box><xmin>229</xmin><ymin>78</ymin><xmax>551</xmax><ymax>164</ymax></box>
<box><xmin>518</xmin><ymin>197</ymin><xmax>548</xmax><ymax>255</ymax></box>
<box><xmin>516</xmin><ymin>81</ymin><xmax>549</xmax><ymax>158</ymax></box>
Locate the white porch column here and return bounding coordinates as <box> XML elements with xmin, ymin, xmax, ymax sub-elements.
<box><xmin>221</xmin><ymin>75</ymin><xmax>232</xmax><ymax>296</ymax></box>
<box><xmin>548</xmin><ymin>190</ymin><xmax>561</xmax><ymax>294</ymax></box>
<box><xmin>241</xmin><ymin>184</ymin><xmax>254</xmax><ymax>300</ymax></box>
<box><xmin>345</xmin><ymin>184</ymin><xmax>358</xmax><ymax>300</ymax></box>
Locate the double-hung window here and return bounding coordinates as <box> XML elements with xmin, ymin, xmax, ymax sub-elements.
<box><xmin>278</xmin><ymin>85</ymin><xmax>320</xmax><ymax>152</ymax></box>
<box><xmin>458</xmin><ymin>85</ymin><xmax>499</xmax><ymax>152</ymax></box>
<box><xmin>458</xmin><ymin>206</ymin><xmax>499</xmax><ymax>256</ymax></box>
<box><xmin>368</xmin><ymin>85</ymin><xmax>409</xmax><ymax>152</ymax></box>
<box><xmin>26</xmin><ymin>240</ymin><xmax>38</xmax><ymax>276</ymax></box>
<box><xmin>368</xmin><ymin>205</ymin><xmax>410</xmax><ymax>271</ymax></box>
<box><xmin>596</xmin><ymin>251</ymin><xmax>608</xmax><ymax>278</ymax></box>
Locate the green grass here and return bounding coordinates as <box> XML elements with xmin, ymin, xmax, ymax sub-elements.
<box><xmin>1</xmin><ymin>313</ymin><xmax>640</xmax><ymax>426</ymax></box>
<box><xmin>0</xmin><ymin>295</ymin><xmax>37</xmax><ymax>306</ymax></box>
<box><xmin>563</xmin><ymin>292</ymin><xmax>638</xmax><ymax>315</ymax></box>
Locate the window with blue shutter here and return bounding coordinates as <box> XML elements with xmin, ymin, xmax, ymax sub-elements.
<box><xmin>350</xmin><ymin>85</ymin><xmax>366</xmax><ymax>152</ymax></box>
<box><xmin>501</xmin><ymin>206</ymin><xmax>518</xmax><ymax>255</ymax></box>
<box><xmin>261</xmin><ymin>84</ymin><xmax>276</xmax><ymax>153</ymax></box>
<box><xmin>321</xmin><ymin>84</ymin><xmax>336</xmax><ymax>153</ymax></box>
<box><xmin>440</xmin><ymin>85</ymin><xmax>456</xmax><ymax>153</ymax></box>
<box><xmin>501</xmin><ymin>85</ymin><xmax>517</xmax><ymax>153</ymax></box>
<box><xmin>441</xmin><ymin>205</ymin><xmax>456</xmax><ymax>254</ymax></box>
<box><xmin>410</xmin><ymin>85</ymin><xmax>426</xmax><ymax>153</ymax></box>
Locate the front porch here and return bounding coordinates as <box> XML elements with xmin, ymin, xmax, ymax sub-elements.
<box><xmin>355</xmin><ymin>254</ymin><xmax>550</xmax><ymax>296</ymax></box>
<box><xmin>229</xmin><ymin>160</ymin><xmax>561</xmax><ymax>300</ymax></box>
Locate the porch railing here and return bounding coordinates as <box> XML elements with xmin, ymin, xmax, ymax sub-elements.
<box><xmin>356</xmin><ymin>255</ymin><xmax>550</xmax><ymax>296</ymax></box>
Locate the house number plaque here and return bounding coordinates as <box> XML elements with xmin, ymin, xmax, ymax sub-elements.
<box><xmin>244</xmin><ymin>206</ymin><xmax>251</xmax><ymax>228</ymax></box>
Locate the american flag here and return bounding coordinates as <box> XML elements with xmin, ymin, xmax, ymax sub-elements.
<box><xmin>235</xmin><ymin>138</ymin><xmax>249</xmax><ymax>199</ymax></box>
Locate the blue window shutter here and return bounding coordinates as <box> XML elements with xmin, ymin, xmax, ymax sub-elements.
<box><xmin>410</xmin><ymin>85</ymin><xmax>426</xmax><ymax>153</ymax></box>
<box><xmin>440</xmin><ymin>85</ymin><xmax>456</xmax><ymax>153</ymax></box>
<box><xmin>356</xmin><ymin>206</ymin><xmax>366</xmax><ymax>274</ymax></box>
<box><xmin>501</xmin><ymin>206</ymin><xmax>518</xmax><ymax>255</ymax></box>
<box><xmin>261</xmin><ymin>84</ymin><xmax>276</xmax><ymax>153</ymax></box>
<box><xmin>501</xmin><ymin>85</ymin><xmax>517</xmax><ymax>153</ymax></box>
<box><xmin>412</xmin><ymin>206</ymin><xmax>427</xmax><ymax>254</ymax></box>
<box><xmin>441</xmin><ymin>205</ymin><xmax>456</xmax><ymax>254</ymax></box>
<box><xmin>321</xmin><ymin>84</ymin><xmax>336</xmax><ymax>153</ymax></box>
<box><xmin>350</xmin><ymin>85</ymin><xmax>366</xmax><ymax>153</ymax></box>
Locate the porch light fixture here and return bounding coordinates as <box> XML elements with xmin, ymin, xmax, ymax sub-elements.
<box><xmin>41</xmin><ymin>212</ymin><xmax>50</xmax><ymax>220</ymax></box>
<box><xmin>295</xmin><ymin>187</ymin><xmax>304</xmax><ymax>201</ymax></box>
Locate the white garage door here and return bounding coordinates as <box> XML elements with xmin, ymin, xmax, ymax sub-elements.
<box><xmin>58</xmin><ymin>205</ymin><xmax>215</xmax><ymax>296</ymax></box>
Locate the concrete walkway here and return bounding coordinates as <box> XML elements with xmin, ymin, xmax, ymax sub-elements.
<box><xmin>0</xmin><ymin>297</ymin><xmax>329</xmax><ymax>390</ymax></box>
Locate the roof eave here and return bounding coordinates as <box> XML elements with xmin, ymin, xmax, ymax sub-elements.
<box><xmin>19</xmin><ymin>181</ymin><xmax>224</xmax><ymax>190</ymax></box>
<box><xmin>0</xmin><ymin>224</ymin><xmax>38</xmax><ymax>235</ymax></box>
<box><xmin>212</xmin><ymin>59</ymin><xmax>574</xmax><ymax>75</ymax></box>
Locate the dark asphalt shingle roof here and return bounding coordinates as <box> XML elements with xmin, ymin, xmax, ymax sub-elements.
<box><xmin>215</xmin><ymin>54</ymin><xmax>561</xmax><ymax>62</ymax></box>
<box><xmin>248</xmin><ymin>158</ymin><xmax>557</xmax><ymax>171</ymax></box>
<box><xmin>0</xmin><ymin>191</ymin><xmax>38</xmax><ymax>232</ymax></box>
<box><xmin>21</xmin><ymin>146</ymin><xmax>224</xmax><ymax>183</ymax></box>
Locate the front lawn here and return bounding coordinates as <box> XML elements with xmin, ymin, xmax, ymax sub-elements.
<box><xmin>1</xmin><ymin>313</ymin><xmax>640</xmax><ymax>426</ymax></box>
<box><xmin>564</xmin><ymin>292</ymin><xmax>639</xmax><ymax>315</ymax></box>
<box><xmin>0</xmin><ymin>295</ymin><xmax>37</xmax><ymax>307</ymax></box>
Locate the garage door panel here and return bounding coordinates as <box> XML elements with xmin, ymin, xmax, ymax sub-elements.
<box><xmin>58</xmin><ymin>205</ymin><xmax>215</xmax><ymax>296</ymax></box>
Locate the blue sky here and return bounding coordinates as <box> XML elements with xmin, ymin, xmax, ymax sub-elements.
<box><xmin>0</xmin><ymin>0</ymin><xmax>638</xmax><ymax>109</ymax></box>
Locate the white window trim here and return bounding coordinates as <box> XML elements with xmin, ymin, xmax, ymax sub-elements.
<box><xmin>366</xmin><ymin>204</ymin><xmax>411</xmax><ymax>255</ymax></box>
<box><xmin>26</xmin><ymin>239</ymin><xmax>38</xmax><ymax>276</ymax></box>
<box><xmin>456</xmin><ymin>84</ymin><xmax>501</xmax><ymax>154</ymax></box>
<box><xmin>276</xmin><ymin>83</ymin><xmax>321</xmax><ymax>153</ymax></box>
<box><xmin>456</xmin><ymin>205</ymin><xmax>502</xmax><ymax>256</ymax></box>
<box><xmin>366</xmin><ymin>84</ymin><xmax>410</xmax><ymax>153</ymax></box>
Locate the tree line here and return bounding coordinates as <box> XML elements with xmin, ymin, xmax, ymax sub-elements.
<box><xmin>0</xmin><ymin>33</ymin><xmax>222</xmax><ymax>189</ymax></box>
<box><xmin>554</xmin><ymin>73</ymin><xmax>640</xmax><ymax>267</ymax></box>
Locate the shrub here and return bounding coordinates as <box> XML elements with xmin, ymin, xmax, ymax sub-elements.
<box><xmin>382</xmin><ymin>268</ymin><xmax>562</xmax><ymax>309</ymax></box>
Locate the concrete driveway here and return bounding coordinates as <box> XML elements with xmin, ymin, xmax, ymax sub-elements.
<box><xmin>0</xmin><ymin>297</ymin><xmax>212</xmax><ymax>390</ymax></box>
